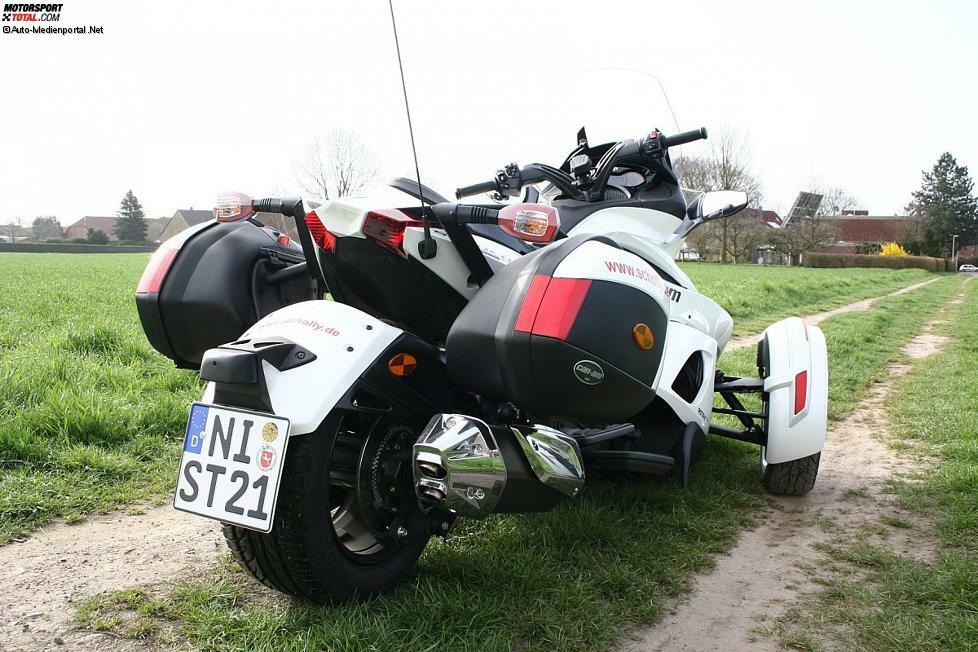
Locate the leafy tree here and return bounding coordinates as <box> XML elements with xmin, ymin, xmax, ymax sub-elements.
<box><xmin>907</xmin><ymin>153</ymin><xmax>978</xmax><ymax>256</ymax></box>
<box><xmin>31</xmin><ymin>216</ymin><xmax>63</xmax><ymax>241</ymax></box>
<box><xmin>114</xmin><ymin>190</ymin><xmax>147</xmax><ymax>242</ymax></box>
<box><xmin>86</xmin><ymin>228</ymin><xmax>109</xmax><ymax>245</ymax></box>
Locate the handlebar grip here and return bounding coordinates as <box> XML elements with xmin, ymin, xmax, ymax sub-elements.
<box><xmin>455</xmin><ymin>180</ymin><xmax>498</xmax><ymax>199</ymax></box>
<box><xmin>430</xmin><ymin>203</ymin><xmax>500</xmax><ymax>225</ymax></box>
<box><xmin>661</xmin><ymin>127</ymin><xmax>708</xmax><ymax>148</ymax></box>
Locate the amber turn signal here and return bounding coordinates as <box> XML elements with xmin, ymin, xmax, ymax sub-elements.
<box><xmin>632</xmin><ymin>323</ymin><xmax>655</xmax><ymax>350</ymax></box>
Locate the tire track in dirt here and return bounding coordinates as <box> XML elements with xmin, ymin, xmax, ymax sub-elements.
<box><xmin>0</xmin><ymin>275</ymin><xmax>947</xmax><ymax>651</ymax></box>
<box><xmin>724</xmin><ymin>277</ymin><xmax>939</xmax><ymax>353</ymax></box>
<box><xmin>617</xmin><ymin>289</ymin><xmax>963</xmax><ymax>652</ymax></box>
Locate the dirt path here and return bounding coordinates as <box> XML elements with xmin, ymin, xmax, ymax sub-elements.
<box><xmin>724</xmin><ymin>277</ymin><xmax>939</xmax><ymax>352</ymax></box>
<box><xmin>0</xmin><ymin>508</ymin><xmax>222</xmax><ymax>651</ymax></box>
<box><xmin>618</xmin><ymin>304</ymin><xmax>958</xmax><ymax>651</ymax></box>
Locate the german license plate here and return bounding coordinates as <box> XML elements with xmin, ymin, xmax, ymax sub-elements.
<box><xmin>173</xmin><ymin>403</ymin><xmax>290</xmax><ymax>532</ymax></box>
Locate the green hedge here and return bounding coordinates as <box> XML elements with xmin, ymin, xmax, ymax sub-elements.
<box><xmin>804</xmin><ymin>252</ymin><xmax>946</xmax><ymax>271</ymax></box>
<box><xmin>0</xmin><ymin>243</ymin><xmax>156</xmax><ymax>254</ymax></box>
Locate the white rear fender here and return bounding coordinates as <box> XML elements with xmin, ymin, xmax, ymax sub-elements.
<box><xmin>762</xmin><ymin>317</ymin><xmax>828</xmax><ymax>464</ymax></box>
<box><xmin>204</xmin><ymin>301</ymin><xmax>403</xmax><ymax>435</ymax></box>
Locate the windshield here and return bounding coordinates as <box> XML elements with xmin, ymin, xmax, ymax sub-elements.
<box><xmin>355</xmin><ymin>68</ymin><xmax>689</xmax><ymax>203</ymax></box>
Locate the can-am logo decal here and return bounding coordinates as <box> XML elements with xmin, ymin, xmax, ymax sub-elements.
<box><xmin>573</xmin><ymin>359</ymin><xmax>605</xmax><ymax>385</ymax></box>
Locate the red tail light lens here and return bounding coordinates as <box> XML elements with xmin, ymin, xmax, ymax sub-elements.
<box><xmin>136</xmin><ymin>247</ymin><xmax>178</xmax><ymax>293</ymax></box>
<box><xmin>363</xmin><ymin>209</ymin><xmax>425</xmax><ymax>256</ymax></box>
<box><xmin>498</xmin><ymin>203</ymin><xmax>559</xmax><ymax>243</ymax></box>
<box><xmin>304</xmin><ymin>210</ymin><xmax>336</xmax><ymax>251</ymax></box>
<box><xmin>793</xmin><ymin>370</ymin><xmax>808</xmax><ymax>415</ymax></box>
<box><xmin>214</xmin><ymin>191</ymin><xmax>256</xmax><ymax>222</ymax></box>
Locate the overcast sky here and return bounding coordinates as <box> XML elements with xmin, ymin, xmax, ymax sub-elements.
<box><xmin>1</xmin><ymin>0</ymin><xmax>976</xmax><ymax>225</ymax></box>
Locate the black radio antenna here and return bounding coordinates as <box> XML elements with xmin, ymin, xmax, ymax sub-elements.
<box><xmin>387</xmin><ymin>0</ymin><xmax>436</xmax><ymax>258</ymax></box>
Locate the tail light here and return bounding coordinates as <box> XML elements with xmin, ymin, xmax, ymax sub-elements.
<box><xmin>304</xmin><ymin>210</ymin><xmax>336</xmax><ymax>251</ymax></box>
<box><xmin>214</xmin><ymin>191</ymin><xmax>256</xmax><ymax>222</ymax></box>
<box><xmin>136</xmin><ymin>245</ymin><xmax>179</xmax><ymax>293</ymax></box>
<box><xmin>363</xmin><ymin>209</ymin><xmax>425</xmax><ymax>256</ymax></box>
<box><xmin>793</xmin><ymin>370</ymin><xmax>808</xmax><ymax>415</ymax></box>
<box><xmin>498</xmin><ymin>203</ymin><xmax>559</xmax><ymax>243</ymax></box>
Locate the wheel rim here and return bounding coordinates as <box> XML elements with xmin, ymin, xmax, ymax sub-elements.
<box><xmin>326</xmin><ymin>413</ymin><xmax>420</xmax><ymax>560</ymax></box>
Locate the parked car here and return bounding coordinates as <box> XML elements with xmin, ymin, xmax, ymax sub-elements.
<box><xmin>959</xmin><ymin>264</ymin><xmax>977</xmax><ymax>272</ymax></box>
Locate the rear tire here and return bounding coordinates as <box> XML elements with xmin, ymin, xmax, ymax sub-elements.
<box><xmin>223</xmin><ymin>411</ymin><xmax>430</xmax><ymax>602</ymax></box>
<box><xmin>762</xmin><ymin>452</ymin><xmax>820</xmax><ymax>496</ymax></box>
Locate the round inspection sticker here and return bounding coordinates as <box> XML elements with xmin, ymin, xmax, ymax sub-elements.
<box><xmin>262</xmin><ymin>422</ymin><xmax>279</xmax><ymax>443</ymax></box>
<box><xmin>573</xmin><ymin>359</ymin><xmax>605</xmax><ymax>385</ymax></box>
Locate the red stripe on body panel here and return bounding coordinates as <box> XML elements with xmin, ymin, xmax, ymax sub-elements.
<box><xmin>514</xmin><ymin>275</ymin><xmax>551</xmax><ymax>332</ymax></box>
<box><xmin>530</xmin><ymin>278</ymin><xmax>591</xmax><ymax>340</ymax></box>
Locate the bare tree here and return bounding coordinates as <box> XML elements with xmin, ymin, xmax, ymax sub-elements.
<box><xmin>677</xmin><ymin>128</ymin><xmax>764</xmax><ymax>262</ymax></box>
<box><xmin>294</xmin><ymin>128</ymin><xmax>379</xmax><ymax>200</ymax></box>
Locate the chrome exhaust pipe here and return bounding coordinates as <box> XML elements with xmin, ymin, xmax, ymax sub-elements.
<box><xmin>413</xmin><ymin>414</ymin><xmax>584</xmax><ymax>518</ymax></box>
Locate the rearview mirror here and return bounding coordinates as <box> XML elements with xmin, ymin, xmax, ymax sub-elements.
<box><xmin>700</xmin><ymin>191</ymin><xmax>748</xmax><ymax>221</ymax></box>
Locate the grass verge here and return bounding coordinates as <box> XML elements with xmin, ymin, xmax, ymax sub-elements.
<box><xmin>0</xmin><ymin>254</ymin><xmax>200</xmax><ymax>540</ymax></box>
<box><xmin>72</xmin><ymin>277</ymin><xmax>964</xmax><ymax>652</ymax></box>
<box><xmin>769</xmin><ymin>278</ymin><xmax>978</xmax><ymax>652</ymax></box>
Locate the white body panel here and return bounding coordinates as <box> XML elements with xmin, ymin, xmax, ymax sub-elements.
<box><xmin>761</xmin><ymin>317</ymin><xmax>829</xmax><ymax>464</ymax></box>
<box><xmin>604</xmin><ymin>231</ymin><xmax>734</xmax><ymax>353</ymax></box>
<box><xmin>552</xmin><ymin>240</ymin><xmax>668</xmax><ymax>303</ymax></box>
<box><xmin>654</xmin><ymin>322</ymin><xmax>718</xmax><ymax>431</ymax></box>
<box><xmin>217</xmin><ymin>301</ymin><xmax>404</xmax><ymax>436</ymax></box>
<box><xmin>568</xmin><ymin>206</ymin><xmax>685</xmax><ymax>257</ymax></box>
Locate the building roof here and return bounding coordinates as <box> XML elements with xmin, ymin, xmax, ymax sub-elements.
<box><xmin>65</xmin><ymin>216</ymin><xmax>168</xmax><ymax>240</ymax></box>
<box><xmin>741</xmin><ymin>208</ymin><xmax>782</xmax><ymax>227</ymax></box>
<box><xmin>175</xmin><ymin>209</ymin><xmax>215</xmax><ymax>226</ymax></box>
<box><xmin>65</xmin><ymin>216</ymin><xmax>118</xmax><ymax>233</ymax></box>
<box><xmin>819</xmin><ymin>214</ymin><xmax>919</xmax><ymax>243</ymax></box>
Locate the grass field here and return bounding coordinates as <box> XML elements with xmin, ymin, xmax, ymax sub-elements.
<box><xmin>0</xmin><ymin>253</ymin><xmax>200</xmax><ymax>540</ymax></box>
<box><xmin>680</xmin><ymin>263</ymin><xmax>930</xmax><ymax>336</ymax></box>
<box><xmin>770</xmin><ymin>279</ymin><xmax>978</xmax><ymax>651</ymax></box>
<box><xmin>0</xmin><ymin>251</ymin><xmax>962</xmax><ymax>649</ymax></box>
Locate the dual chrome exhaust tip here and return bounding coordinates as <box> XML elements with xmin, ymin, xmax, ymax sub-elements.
<box><xmin>413</xmin><ymin>414</ymin><xmax>585</xmax><ymax>519</ymax></box>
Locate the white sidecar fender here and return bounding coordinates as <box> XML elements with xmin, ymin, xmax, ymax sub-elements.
<box><xmin>202</xmin><ymin>301</ymin><xmax>402</xmax><ymax>436</ymax></box>
<box><xmin>762</xmin><ymin>317</ymin><xmax>828</xmax><ymax>465</ymax></box>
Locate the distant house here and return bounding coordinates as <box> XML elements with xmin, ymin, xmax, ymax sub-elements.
<box><xmin>817</xmin><ymin>215</ymin><xmax>922</xmax><ymax>254</ymax></box>
<box><xmin>157</xmin><ymin>209</ymin><xmax>215</xmax><ymax>242</ymax></box>
<box><xmin>63</xmin><ymin>216</ymin><xmax>168</xmax><ymax>242</ymax></box>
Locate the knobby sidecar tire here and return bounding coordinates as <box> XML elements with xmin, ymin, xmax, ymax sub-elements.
<box><xmin>762</xmin><ymin>452</ymin><xmax>820</xmax><ymax>496</ymax></box>
<box><xmin>221</xmin><ymin>415</ymin><xmax>430</xmax><ymax>603</ymax></box>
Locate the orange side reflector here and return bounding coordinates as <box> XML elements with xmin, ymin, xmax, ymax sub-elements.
<box><xmin>388</xmin><ymin>353</ymin><xmax>417</xmax><ymax>377</ymax></box>
<box><xmin>632</xmin><ymin>323</ymin><xmax>655</xmax><ymax>350</ymax></box>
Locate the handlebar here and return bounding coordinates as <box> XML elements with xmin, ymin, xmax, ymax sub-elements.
<box><xmin>455</xmin><ymin>126</ymin><xmax>708</xmax><ymax>202</ymax></box>
<box><xmin>455</xmin><ymin>179</ymin><xmax>498</xmax><ymax>199</ymax></box>
<box><xmin>660</xmin><ymin>127</ymin><xmax>708</xmax><ymax>148</ymax></box>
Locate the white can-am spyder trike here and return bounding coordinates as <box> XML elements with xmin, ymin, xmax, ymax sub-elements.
<box><xmin>136</xmin><ymin>126</ymin><xmax>827</xmax><ymax>602</ymax></box>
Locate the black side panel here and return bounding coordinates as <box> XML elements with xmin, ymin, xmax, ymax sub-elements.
<box><xmin>336</xmin><ymin>332</ymin><xmax>458</xmax><ymax>422</ymax></box>
<box><xmin>565</xmin><ymin>281</ymin><xmax>668</xmax><ymax>385</ymax></box>
<box><xmin>145</xmin><ymin>221</ymin><xmax>315</xmax><ymax>369</ymax></box>
<box><xmin>331</xmin><ymin>238</ymin><xmax>467</xmax><ymax>344</ymax></box>
<box><xmin>522</xmin><ymin>338</ymin><xmax>655</xmax><ymax>421</ymax></box>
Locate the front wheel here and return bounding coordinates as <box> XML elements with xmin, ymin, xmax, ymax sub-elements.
<box><xmin>223</xmin><ymin>411</ymin><xmax>431</xmax><ymax>602</ymax></box>
<box><xmin>761</xmin><ymin>451</ymin><xmax>820</xmax><ymax>496</ymax></box>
